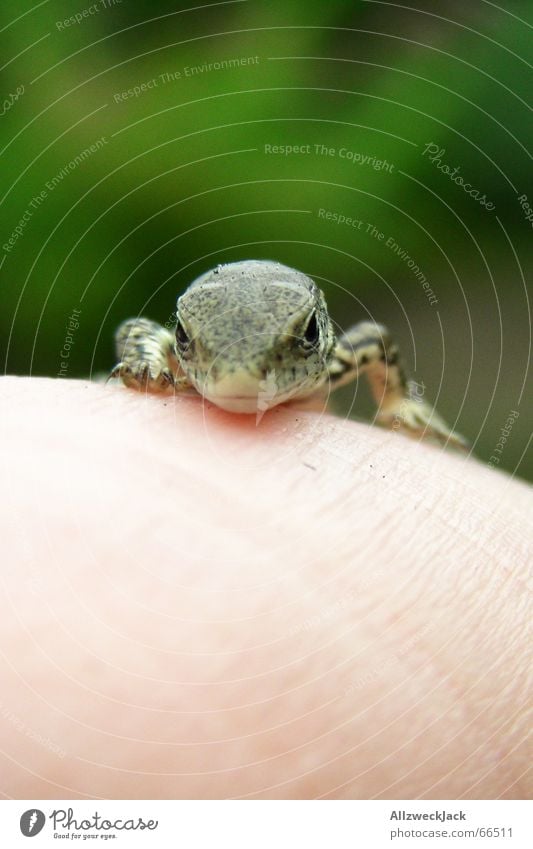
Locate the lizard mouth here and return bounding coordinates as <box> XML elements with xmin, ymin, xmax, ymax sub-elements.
<box><xmin>199</xmin><ymin>370</ymin><xmax>276</xmax><ymax>414</ymax></box>
<box><xmin>204</xmin><ymin>393</ymin><xmax>268</xmax><ymax>414</ymax></box>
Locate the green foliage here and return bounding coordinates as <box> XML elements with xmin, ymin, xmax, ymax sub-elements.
<box><xmin>1</xmin><ymin>0</ymin><xmax>531</xmax><ymax>478</ymax></box>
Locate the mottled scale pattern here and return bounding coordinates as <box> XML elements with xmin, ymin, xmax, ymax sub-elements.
<box><xmin>177</xmin><ymin>261</ymin><xmax>335</xmax><ymax>400</ymax></box>
<box><xmin>110</xmin><ymin>259</ymin><xmax>468</xmax><ymax>447</ymax></box>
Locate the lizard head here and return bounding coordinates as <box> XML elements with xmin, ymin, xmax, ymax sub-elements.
<box><xmin>174</xmin><ymin>260</ymin><xmax>334</xmax><ymax>413</ymax></box>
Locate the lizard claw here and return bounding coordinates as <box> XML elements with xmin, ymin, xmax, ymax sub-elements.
<box><xmin>107</xmin><ymin>362</ymin><xmax>175</xmax><ymax>393</ymax></box>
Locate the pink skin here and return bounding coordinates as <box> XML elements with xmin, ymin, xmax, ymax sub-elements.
<box><xmin>0</xmin><ymin>376</ymin><xmax>530</xmax><ymax>800</ymax></box>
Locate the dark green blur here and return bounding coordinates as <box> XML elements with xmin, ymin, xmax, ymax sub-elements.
<box><xmin>1</xmin><ymin>0</ymin><xmax>531</xmax><ymax>478</ymax></box>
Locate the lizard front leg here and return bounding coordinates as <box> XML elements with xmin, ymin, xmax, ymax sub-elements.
<box><xmin>109</xmin><ymin>317</ymin><xmax>189</xmax><ymax>393</ymax></box>
<box><xmin>329</xmin><ymin>321</ymin><xmax>468</xmax><ymax>449</ymax></box>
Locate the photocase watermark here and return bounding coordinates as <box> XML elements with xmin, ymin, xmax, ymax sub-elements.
<box><xmin>3</xmin><ymin>190</ymin><xmax>47</xmax><ymax>255</ymax></box>
<box><xmin>20</xmin><ymin>809</ymin><xmax>46</xmax><ymax>837</ymax></box>
<box><xmin>344</xmin><ymin>620</ymin><xmax>436</xmax><ymax>696</ymax></box>
<box><xmin>517</xmin><ymin>193</ymin><xmax>533</xmax><ymax>229</ymax></box>
<box><xmin>370</xmin><ymin>224</ymin><xmax>439</xmax><ymax>306</ymax></box>
<box><xmin>3</xmin><ymin>137</ymin><xmax>108</xmax><ymax>255</ymax></box>
<box><xmin>113</xmin><ymin>55</ymin><xmax>260</xmax><ymax>102</ymax></box>
<box><xmin>487</xmin><ymin>409</ymin><xmax>519</xmax><ymax>469</ymax></box>
<box><xmin>264</xmin><ymin>142</ymin><xmax>394</xmax><ymax>172</ymax></box>
<box><xmin>55</xmin><ymin>0</ymin><xmax>122</xmax><ymax>30</ymax></box>
<box><xmin>50</xmin><ymin>807</ymin><xmax>158</xmax><ymax>834</ymax></box>
<box><xmin>57</xmin><ymin>308</ymin><xmax>82</xmax><ymax>377</ymax></box>
<box><xmin>421</xmin><ymin>143</ymin><xmax>495</xmax><ymax>211</ymax></box>
<box><xmin>182</xmin><ymin>55</ymin><xmax>260</xmax><ymax>77</ymax></box>
<box><xmin>1</xmin><ymin>83</ymin><xmax>25</xmax><ymax>117</ymax></box>
<box><xmin>318</xmin><ymin>207</ymin><xmax>365</xmax><ymax>230</ymax></box>
<box><xmin>163</xmin><ymin>309</ymin><xmax>177</xmax><ymax>331</ymax></box>
<box><xmin>46</xmin><ymin>136</ymin><xmax>108</xmax><ymax>192</ymax></box>
<box><xmin>392</xmin><ymin>380</ymin><xmax>426</xmax><ymax>431</ymax></box>
<box><xmin>318</xmin><ymin>208</ymin><xmax>438</xmax><ymax>306</ymax></box>
<box><xmin>287</xmin><ymin>571</ymin><xmax>386</xmax><ymax>638</ymax></box>
<box><xmin>0</xmin><ymin>699</ymin><xmax>66</xmax><ymax>759</ymax></box>
<box><xmin>19</xmin><ymin>807</ymin><xmax>159</xmax><ymax>837</ymax></box>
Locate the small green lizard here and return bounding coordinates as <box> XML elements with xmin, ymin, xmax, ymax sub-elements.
<box><xmin>110</xmin><ymin>259</ymin><xmax>467</xmax><ymax>447</ymax></box>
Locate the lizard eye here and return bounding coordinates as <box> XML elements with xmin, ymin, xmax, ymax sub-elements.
<box><xmin>175</xmin><ymin>318</ymin><xmax>192</xmax><ymax>356</ymax></box>
<box><xmin>302</xmin><ymin>311</ymin><xmax>320</xmax><ymax>347</ymax></box>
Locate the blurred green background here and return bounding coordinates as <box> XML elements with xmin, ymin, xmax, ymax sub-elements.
<box><xmin>1</xmin><ymin>0</ymin><xmax>531</xmax><ymax>479</ymax></box>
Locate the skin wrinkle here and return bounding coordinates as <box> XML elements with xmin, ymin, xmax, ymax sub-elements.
<box><xmin>0</xmin><ymin>377</ymin><xmax>531</xmax><ymax>799</ymax></box>
<box><xmin>462</xmin><ymin>734</ymin><xmax>531</xmax><ymax>801</ymax></box>
<box><xmin>297</xmin><ymin>446</ymin><xmax>529</xmax><ymax>592</ymax></box>
<box><xmin>340</xmin><ymin>631</ymin><xmax>529</xmax><ymax>801</ymax></box>
<box><xmin>405</xmin><ymin>643</ymin><xmax>504</xmax><ymax>782</ymax></box>
<box><xmin>322</xmin><ymin>433</ymin><xmax>528</xmax><ymax>564</ymax></box>
<box><xmin>497</xmin><ymin>763</ymin><xmax>532</xmax><ymax>801</ymax></box>
<box><xmin>0</xmin><ymin>384</ymin><xmax>528</xmax><ymax>616</ymax></box>
<box><xmin>309</xmin><ymin>408</ymin><xmax>532</xmax><ymax>527</ymax></box>
<box><xmin>428</xmin><ymin>709</ymin><xmax>528</xmax><ymax>801</ymax></box>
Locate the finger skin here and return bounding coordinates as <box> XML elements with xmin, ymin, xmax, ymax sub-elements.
<box><xmin>0</xmin><ymin>376</ymin><xmax>530</xmax><ymax>800</ymax></box>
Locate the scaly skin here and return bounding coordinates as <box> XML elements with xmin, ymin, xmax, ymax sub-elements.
<box><xmin>110</xmin><ymin>259</ymin><xmax>468</xmax><ymax>448</ymax></box>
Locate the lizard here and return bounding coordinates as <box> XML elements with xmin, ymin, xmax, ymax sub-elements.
<box><xmin>109</xmin><ymin>259</ymin><xmax>467</xmax><ymax>448</ymax></box>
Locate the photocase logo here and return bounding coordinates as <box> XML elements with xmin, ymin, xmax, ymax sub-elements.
<box><xmin>20</xmin><ymin>809</ymin><xmax>46</xmax><ymax>837</ymax></box>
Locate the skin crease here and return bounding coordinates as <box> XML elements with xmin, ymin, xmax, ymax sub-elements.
<box><xmin>0</xmin><ymin>376</ymin><xmax>531</xmax><ymax>800</ymax></box>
